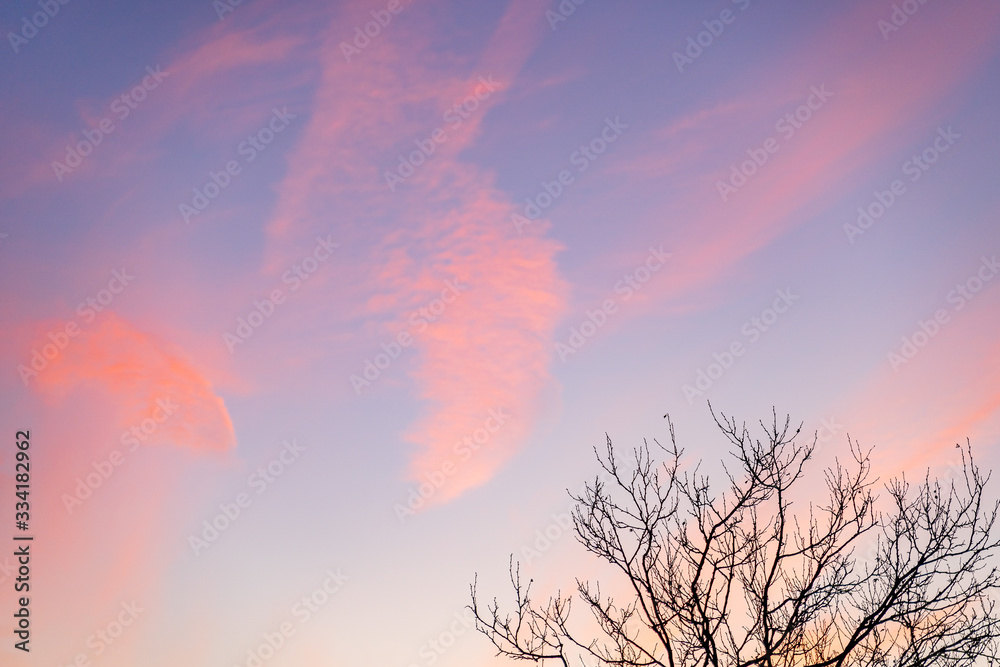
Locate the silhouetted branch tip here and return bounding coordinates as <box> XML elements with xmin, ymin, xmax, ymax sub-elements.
<box><xmin>470</xmin><ymin>407</ymin><xmax>1000</xmax><ymax>667</ymax></box>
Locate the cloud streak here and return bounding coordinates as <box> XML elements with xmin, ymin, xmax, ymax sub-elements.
<box><xmin>249</xmin><ymin>0</ymin><xmax>569</xmax><ymax>504</ymax></box>
<box><xmin>33</xmin><ymin>312</ymin><xmax>237</xmax><ymax>452</ymax></box>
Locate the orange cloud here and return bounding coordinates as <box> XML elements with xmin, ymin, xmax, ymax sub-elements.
<box><xmin>32</xmin><ymin>312</ymin><xmax>236</xmax><ymax>452</ymax></box>
<box><xmin>3</xmin><ymin>312</ymin><xmax>237</xmax><ymax>663</ymax></box>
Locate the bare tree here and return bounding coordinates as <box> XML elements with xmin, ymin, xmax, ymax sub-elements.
<box><xmin>470</xmin><ymin>407</ymin><xmax>1000</xmax><ymax>667</ymax></box>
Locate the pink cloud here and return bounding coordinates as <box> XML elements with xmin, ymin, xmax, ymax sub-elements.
<box><xmin>612</xmin><ymin>0</ymin><xmax>1000</xmax><ymax>315</ymax></box>
<box><xmin>32</xmin><ymin>312</ymin><xmax>236</xmax><ymax>452</ymax></box>
<box><xmin>8</xmin><ymin>7</ymin><xmax>319</xmax><ymax>194</ymax></box>
<box><xmin>258</xmin><ymin>0</ymin><xmax>567</xmax><ymax>503</ymax></box>
<box><xmin>834</xmin><ymin>281</ymin><xmax>1000</xmax><ymax>477</ymax></box>
<box><xmin>0</xmin><ymin>312</ymin><xmax>237</xmax><ymax>663</ymax></box>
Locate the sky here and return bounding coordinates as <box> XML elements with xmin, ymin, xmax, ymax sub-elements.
<box><xmin>1</xmin><ymin>0</ymin><xmax>999</xmax><ymax>665</ymax></box>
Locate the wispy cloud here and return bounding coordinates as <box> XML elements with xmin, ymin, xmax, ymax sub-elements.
<box><xmin>33</xmin><ymin>312</ymin><xmax>236</xmax><ymax>451</ymax></box>
<box><xmin>260</xmin><ymin>0</ymin><xmax>567</xmax><ymax>503</ymax></box>
<box><xmin>609</xmin><ymin>0</ymin><xmax>1000</xmax><ymax>315</ymax></box>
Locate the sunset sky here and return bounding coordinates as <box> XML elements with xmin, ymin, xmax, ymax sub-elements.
<box><xmin>1</xmin><ymin>0</ymin><xmax>999</xmax><ymax>665</ymax></box>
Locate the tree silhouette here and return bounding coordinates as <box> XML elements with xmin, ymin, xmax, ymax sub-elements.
<box><xmin>470</xmin><ymin>408</ymin><xmax>1000</xmax><ymax>667</ymax></box>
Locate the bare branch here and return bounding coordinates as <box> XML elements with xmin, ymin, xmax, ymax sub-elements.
<box><xmin>470</xmin><ymin>413</ymin><xmax>1000</xmax><ymax>667</ymax></box>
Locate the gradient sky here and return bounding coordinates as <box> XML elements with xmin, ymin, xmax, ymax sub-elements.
<box><xmin>2</xmin><ymin>0</ymin><xmax>1000</xmax><ymax>665</ymax></box>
